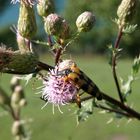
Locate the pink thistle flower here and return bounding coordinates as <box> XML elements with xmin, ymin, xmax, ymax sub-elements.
<box><xmin>41</xmin><ymin>67</ymin><xmax>78</xmax><ymax>107</ymax></box>
<box><xmin>11</xmin><ymin>0</ymin><xmax>37</xmax><ymax>6</ymax></box>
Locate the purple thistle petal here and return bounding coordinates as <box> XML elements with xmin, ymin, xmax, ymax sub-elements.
<box><xmin>42</xmin><ymin>67</ymin><xmax>78</xmax><ymax>106</ymax></box>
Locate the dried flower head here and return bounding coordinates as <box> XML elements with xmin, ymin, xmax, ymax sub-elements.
<box><xmin>42</xmin><ymin>66</ymin><xmax>78</xmax><ymax>106</ymax></box>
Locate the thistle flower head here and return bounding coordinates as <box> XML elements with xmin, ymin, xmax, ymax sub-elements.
<box><xmin>0</xmin><ymin>46</ymin><xmax>38</xmax><ymax>74</ymax></box>
<box><xmin>37</xmin><ymin>0</ymin><xmax>55</xmax><ymax>17</ymax></box>
<box><xmin>44</xmin><ymin>13</ymin><xmax>64</xmax><ymax>35</ymax></box>
<box><xmin>44</xmin><ymin>13</ymin><xmax>70</xmax><ymax>39</ymax></box>
<box><xmin>17</xmin><ymin>1</ymin><xmax>37</xmax><ymax>39</ymax></box>
<box><xmin>42</xmin><ymin>65</ymin><xmax>78</xmax><ymax>106</ymax></box>
<box><xmin>76</xmin><ymin>11</ymin><xmax>96</xmax><ymax>32</ymax></box>
<box><xmin>117</xmin><ymin>0</ymin><xmax>137</xmax><ymax>26</ymax></box>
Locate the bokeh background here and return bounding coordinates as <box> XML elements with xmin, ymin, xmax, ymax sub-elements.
<box><xmin>0</xmin><ymin>0</ymin><xmax>140</xmax><ymax>140</ymax></box>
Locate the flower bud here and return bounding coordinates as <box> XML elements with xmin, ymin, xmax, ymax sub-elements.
<box><xmin>76</xmin><ymin>11</ymin><xmax>96</xmax><ymax>32</ymax></box>
<box><xmin>15</xmin><ymin>86</ymin><xmax>24</xmax><ymax>95</ymax></box>
<box><xmin>11</xmin><ymin>86</ymin><xmax>25</xmax><ymax>109</ymax></box>
<box><xmin>19</xmin><ymin>99</ymin><xmax>27</xmax><ymax>107</ymax></box>
<box><xmin>117</xmin><ymin>0</ymin><xmax>137</xmax><ymax>25</ymax></box>
<box><xmin>18</xmin><ymin>1</ymin><xmax>37</xmax><ymax>39</ymax></box>
<box><xmin>0</xmin><ymin>88</ymin><xmax>10</xmax><ymax>106</ymax></box>
<box><xmin>11</xmin><ymin>86</ymin><xmax>24</xmax><ymax>103</ymax></box>
<box><xmin>11</xmin><ymin>121</ymin><xmax>23</xmax><ymax>136</ymax></box>
<box><xmin>37</xmin><ymin>0</ymin><xmax>55</xmax><ymax>17</ymax></box>
<box><xmin>0</xmin><ymin>47</ymin><xmax>38</xmax><ymax>74</ymax></box>
<box><xmin>16</xmin><ymin>32</ymin><xmax>31</xmax><ymax>53</ymax></box>
<box><xmin>44</xmin><ymin>13</ymin><xmax>63</xmax><ymax>35</ymax></box>
<box><xmin>44</xmin><ymin>14</ymin><xmax>64</xmax><ymax>36</ymax></box>
<box><xmin>10</xmin><ymin>76</ymin><xmax>20</xmax><ymax>92</ymax></box>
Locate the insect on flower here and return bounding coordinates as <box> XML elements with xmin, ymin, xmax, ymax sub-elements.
<box><xmin>41</xmin><ymin>66</ymin><xmax>78</xmax><ymax>111</ymax></box>
<box><xmin>41</xmin><ymin>59</ymin><xmax>102</xmax><ymax>110</ymax></box>
<box><xmin>57</xmin><ymin>60</ymin><xmax>103</xmax><ymax>102</ymax></box>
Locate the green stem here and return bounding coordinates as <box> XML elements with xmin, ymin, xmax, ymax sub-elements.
<box><xmin>95</xmin><ymin>103</ymin><xmax>132</xmax><ymax>118</ymax></box>
<box><xmin>112</xmin><ymin>26</ymin><xmax>124</xmax><ymax>104</ymax></box>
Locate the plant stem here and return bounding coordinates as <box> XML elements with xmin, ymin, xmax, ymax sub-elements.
<box><xmin>101</xmin><ymin>92</ymin><xmax>140</xmax><ymax>120</ymax></box>
<box><xmin>55</xmin><ymin>47</ymin><xmax>63</xmax><ymax>64</ymax></box>
<box><xmin>9</xmin><ymin>105</ymin><xmax>20</xmax><ymax>120</ymax></box>
<box><xmin>95</xmin><ymin>103</ymin><xmax>132</xmax><ymax>118</ymax></box>
<box><xmin>81</xmin><ymin>92</ymin><xmax>140</xmax><ymax>120</ymax></box>
<box><xmin>114</xmin><ymin>27</ymin><xmax>123</xmax><ymax>49</ymax></box>
<box><xmin>112</xmin><ymin>26</ymin><xmax>124</xmax><ymax>104</ymax></box>
<box><xmin>48</xmin><ymin>35</ymin><xmax>56</xmax><ymax>55</ymax></box>
<box><xmin>54</xmin><ymin>39</ymin><xmax>64</xmax><ymax>65</ymax></box>
<box><xmin>2</xmin><ymin>61</ymin><xmax>140</xmax><ymax>120</ymax></box>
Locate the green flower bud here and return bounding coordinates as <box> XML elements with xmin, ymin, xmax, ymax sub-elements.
<box><xmin>76</xmin><ymin>11</ymin><xmax>96</xmax><ymax>32</ymax></box>
<box><xmin>10</xmin><ymin>76</ymin><xmax>20</xmax><ymax>92</ymax></box>
<box><xmin>117</xmin><ymin>0</ymin><xmax>137</xmax><ymax>25</ymax></box>
<box><xmin>19</xmin><ymin>99</ymin><xmax>27</xmax><ymax>107</ymax></box>
<box><xmin>14</xmin><ymin>86</ymin><xmax>24</xmax><ymax>95</ymax></box>
<box><xmin>18</xmin><ymin>1</ymin><xmax>37</xmax><ymax>39</ymax></box>
<box><xmin>11</xmin><ymin>86</ymin><xmax>24</xmax><ymax>103</ymax></box>
<box><xmin>16</xmin><ymin>32</ymin><xmax>30</xmax><ymax>53</ymax></box>
<box><xmin>0</xmin><ymin>88</ymin><xmax>10</xmax><ymax>106</ymax></box>
<box><xmin>44</xmin><ymin>13</ymin><xmax>70</xmax><ymax>39</ymax></box>
<box><xmin>11</xmin><ymin>86</ymin><xmax>24</xmax><ymax>109</ymax></box>
<box><xmin>0</xmin><ymin>47</ymin><xmax>38</xmax><ymax>74</ymax></box>
<box><xmin>11</xmin><ymin>121</ymin><xmax>23</xmax><ymax>136</ymax></box>
<box><xmin>44</xmin><ymin>13</ymin><xmax>63</xmax><ymax>35</ymax></box>
<box><xmin>37</xmin><ymin>0</ymin><xmax>55</xmax><ymax>17</ymax></box>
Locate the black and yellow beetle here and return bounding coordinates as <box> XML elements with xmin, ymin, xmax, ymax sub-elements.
<box><xmin>57</xmin><ymin>60</ymin><xmax>102</xmax><ymax>103</ymax></box>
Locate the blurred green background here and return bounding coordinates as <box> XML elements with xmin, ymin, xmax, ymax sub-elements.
<box><xmin>0</xmin><ymin>0</ymin><xmax>140</xmax><ymax>140</ymax></box>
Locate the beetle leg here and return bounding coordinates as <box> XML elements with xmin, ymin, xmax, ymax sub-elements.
<box><xmin>76</xmin><ymin>94</ymin><xmax>81</xmax><ymax>108</ymax></box>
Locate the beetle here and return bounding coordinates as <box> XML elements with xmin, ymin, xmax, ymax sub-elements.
<box><xmin>57</xmin><ymin>60</ymin><xmax>102</xmax><ymax>102</ymax></box>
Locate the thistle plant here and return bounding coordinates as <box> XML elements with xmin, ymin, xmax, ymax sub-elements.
<box><xmin>0</xmin><ymin>0</ymin><xmax>140</xmax><ymax>139</ymax></box>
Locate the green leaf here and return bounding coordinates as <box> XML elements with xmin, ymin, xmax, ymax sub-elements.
<box><xmin>108</xmin><ymin>44</ymin><xmax>113</xmax><ymax>66</ymax></box>
<box><xmin>32</xmin><ymin>40</ymin><xmax>49</xmax><ymax>47</ymax></box>
<box><xmin>132</xmin><ymin>55</ymin><xmax>140</xmax><ymax>75</ymax></box>
<box><xmin>123</xmin><ymin>24</ymin><xmax>137</xmax><ymax>34</ymax></box>
<box><xmin>120</xmin><ymin>76</ymin><xmax>134</xmax><ymax>101</ymax></box>
<box><xmin>16</xmin><ymin>74</ymin><xmax>36</xmax><ymax>85</ymax></box>
<box><xmin>108</xmin><ymin>44</ymin><xmax>122</xmax><ymax>66</ymax></box>
<box><xmin>52</xmin><ymin>43</ymin><xmax>61</xmax><ymax>50</ymax></box>
<box><xmin>76</xmin><ymin>99</ymin><xmax>94</xmax><ymax>124</ymax></box>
